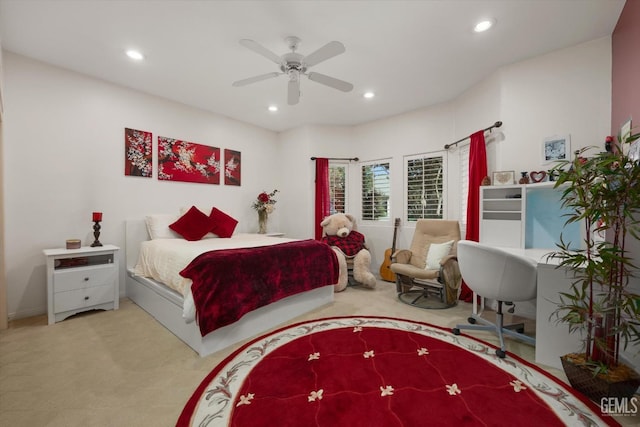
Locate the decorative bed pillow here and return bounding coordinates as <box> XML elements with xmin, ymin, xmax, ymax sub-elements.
<box><xmin>425</xmin><ymin>240</ymin><xmax>455</xmax><ymax>270</ymax></box>
<box><xmin>180</xmin><ymin>206</ymin><xmax>219</xmax><ymax>238</ymax></box>
<box><xmin>145</xmin><ymin>214</ymin><xmax>181</xmax><ymax>240</ymax></box>
<box><xmin>169</xmin><ymin>206</ymin><xmax>214</xmax><ymax>241</ymax></box>
<box><xmin>209</xmin><ymin>207</ymin><xmax>238</xmax><ymax>238</ymax></box>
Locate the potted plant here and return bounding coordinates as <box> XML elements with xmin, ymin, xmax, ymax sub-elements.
<box><xmin>550</xmin><ymin>130</ymin><xmax>640</xmax><ymax>402</ymax></box>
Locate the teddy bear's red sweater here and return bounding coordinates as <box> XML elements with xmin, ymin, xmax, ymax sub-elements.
<box><xmin>322</xmin><ymin>231</ymin><xmax>366</xmax><ymax>256</ymax></box>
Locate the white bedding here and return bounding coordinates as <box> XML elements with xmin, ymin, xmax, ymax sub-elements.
<box><xmin>132</xmin><ymin>234</ymin><xmax>295</xmax><ymax>321</ymax></box>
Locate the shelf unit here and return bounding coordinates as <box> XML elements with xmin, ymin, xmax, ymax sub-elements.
<box><xmin>480</xmin><ymin>185</ymin><xmax>524</xmax><ymax>248</ymax></box>
<box><xmin>480</xmin><ymin>181</ymin><xmax>581</xmax><ymax>250</ymax></box>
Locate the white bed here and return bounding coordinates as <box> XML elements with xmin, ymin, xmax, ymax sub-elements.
<box><xmin>125</xmin><ymin>219</ymin><xmax>334</xmax><ymax>357</ymax></box>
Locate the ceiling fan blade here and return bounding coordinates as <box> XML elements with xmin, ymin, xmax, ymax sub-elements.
<box><xmin>303</xmin><ymin>41</ymin><xmax>345</xmax><ymax>67</ymax></box>
<box><xmin>307</xmin><ymin>72</ymin><xmax>353</xmax><ymax>92</ymax></box>
<box><xmin>239</xmin><ymin>39</ymin><xmax>282</xmax><ymax>65</ymax></box>
<box><xmin>232</xmin><ymin>72</ymin><xmax>280</xmax><ymax>87</ymax></box>
<box><xmin>288</xmin><ymin>77</ymin><xmax>300</xmax><ymax>105</ymax></box>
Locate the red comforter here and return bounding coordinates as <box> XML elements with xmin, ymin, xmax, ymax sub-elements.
<box><xmin>180</xmin><ymin>239</ymin><xmax>338</xmax><ymax>336</ymax></box>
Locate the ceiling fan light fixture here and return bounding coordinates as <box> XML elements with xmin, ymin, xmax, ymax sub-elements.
<box><xmin>268</xmin><ymin>105</ymin><xmax>278</xmax><ymax>112</ymax></box>
<box><xmin>288</xmin><ymin>69</ymin><xmax>300</xmax><ymax>82</ymax></box>
<box><xmin>233</xmin><ymin>36</ymin><xmax>352</xmax><ymax>105</ymax></box>
<box><xmin>474</xmin><ymin>18</ymin><xmax>495</xmax><ymax>33</ymax></box>
<box><xmin>126</xmin><ymin>49</ymin><xmax>144</xmax><ymax>60</ymax></box>
<box><xmin>363</xmin><ymin>91</ymin><xmax>375</xmax><ymax>99</ymax></box>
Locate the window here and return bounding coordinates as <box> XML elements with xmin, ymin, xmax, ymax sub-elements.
<box><xmin>405</xmin><ymin>152</ymin><xmax>446</xmax><ymax>221</ymax></box>
<box><xmin>361</xmin><ymin>161</ymin><xmax>390</xmax><ymax>220</ymax></box>
<box><xmin>329</xmin><ymin>162</ymin><xmax>347</xmax><ymax>214</ymax></box>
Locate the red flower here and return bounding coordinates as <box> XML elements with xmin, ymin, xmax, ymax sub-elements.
<box><xmin>258</xmin><ymin>193</ymin><xmax>270</xmax><ymax>203</ymax></box>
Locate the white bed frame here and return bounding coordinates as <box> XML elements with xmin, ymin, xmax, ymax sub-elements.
<box><xmin>125</xmin><ymin>220</ymin><xmax>334</xmax><ymax>357</ymax></box>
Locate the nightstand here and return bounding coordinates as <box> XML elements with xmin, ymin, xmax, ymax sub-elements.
<box><xmin>43</xmin><ymin>244</ymin><xmax>120</xmax><ymax>325</ymax></box>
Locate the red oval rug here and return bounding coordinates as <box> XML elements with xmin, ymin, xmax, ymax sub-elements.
<box><xmin>177</xmin><ymin>316</ymin><xmax>619</xmax><ymax>426</ymax></box>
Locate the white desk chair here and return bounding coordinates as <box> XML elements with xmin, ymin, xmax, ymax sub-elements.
<box><xmin>452</xmin><ymin>240</ymin><xmax>537</xmax><ymax>358</ymax></box>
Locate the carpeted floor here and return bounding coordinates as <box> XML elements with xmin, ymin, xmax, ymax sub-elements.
<box><xmin>1</xmin><ymin>281</ymin><xmax>638</xmax><ymax>426</ymax></box>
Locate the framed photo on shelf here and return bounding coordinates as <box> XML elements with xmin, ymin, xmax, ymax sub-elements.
<box><xmin>542</xmin><ymin>134</ymin><xmax>571</xmax><ymax>164</ymax></box>
<box><xmin>629</xmin><ymin>140</ymin><xmax>640</xmax><ymax>163</ymax></box>
<box><xmin>621</xmin><ymin>118</ymin><xmax>632</xmax><ymax>143</ymax></box>
<box><xmin>491</xmin><ymin>170</ymin><xmax>515</xmax><ymax>186</ymax></box>
<box><xmin>621</xmin><ymin>118</ymin><xmax>635</xmax><ymax>158</ymax></box>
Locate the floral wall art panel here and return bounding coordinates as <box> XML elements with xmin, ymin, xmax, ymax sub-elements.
<box><xmin>124</xmin><ymin>128</ymin><xmax>152</xmax><ymax>177</ymax></box>
<box><xmin>157</xmin><ymin>136</ymin><xmax>221</xmax><ymax>184</ymax></box>
<box><xmin>224</xmin><ymin>149</ymin><xmax>241</xmax><ymax>186</ymax></box>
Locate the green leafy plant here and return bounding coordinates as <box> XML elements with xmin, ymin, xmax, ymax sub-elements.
<box><xmin>551</xmin><ymin>130</ymin><xmax>640</xmax><ymax>372</ymax></box>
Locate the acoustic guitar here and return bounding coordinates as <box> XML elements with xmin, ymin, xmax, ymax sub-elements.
<box><xmin>379</xmin><ymin>218</ymin><xmax>401</xmax><ymax>282</ymax></box>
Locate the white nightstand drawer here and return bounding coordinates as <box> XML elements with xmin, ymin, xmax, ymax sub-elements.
<box><xmin>54</xmin><ymin>285</ymin><xmax>114</xmax><ymax>313</ymax></box>
<box><xmin>53</xmin><ymin>264</ymin><xmax>116</xmax><ymax>293</ymax></box>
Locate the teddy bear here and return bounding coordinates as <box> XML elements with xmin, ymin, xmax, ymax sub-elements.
<box><xmin>321</xmin><ymin>213</ymin><xmax>377</xmax><ymax>292</ymax></box>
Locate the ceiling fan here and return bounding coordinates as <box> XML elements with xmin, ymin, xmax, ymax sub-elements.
<box><xmin>232</xmin><ymin>36</ymin><xmax>354</xmax><ymax>105</ymax></box>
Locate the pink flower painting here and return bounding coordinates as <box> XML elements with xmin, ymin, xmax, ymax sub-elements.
<box><xmin>125</xmin><ymin>128</ymin><xmax>152</xmax><ymax>177</ymax></box>
<box><xmin>157</xmin><ymin>136</ymin><xmax>220</xmax><ymax>184</ymax></box>
<box><xmin>224</xmin><ymin>149</ymin><xmax>241</xmax><ymax>186</ymax></box>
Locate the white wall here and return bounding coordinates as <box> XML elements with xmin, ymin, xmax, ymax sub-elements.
<box><xmin>3</xmin><ymin>52</ymin><xmax>279</xmax><ymax>319</ymax></box>
<box><xmin>3</xmin><ymin>36</ymin><xmax>614</xmax><ymax>320</ymax></box>
<box><xmin>350</xmin><ymin>103</ymin><xmax>454</xmax><ymax>263</ymax></box>
<box><xmin>347</xmin><ymin>37</ymin><xmax>612</xmax><ymax>271</ymax></box>
<box><xmin>498</xmin><ymin>37</ymin><xmax>612</xmax><ymax>174</ymax></box>
<box><xmin>276</xmin><ymin>124</ymin><xmax>355</xmax><ymax>240</ymax></box>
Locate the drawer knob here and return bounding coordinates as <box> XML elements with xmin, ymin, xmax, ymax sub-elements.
<box><xmin>84</xmin><ymin>296</ymin><xmax>90</xmax><ymax>301</ymax></box>
<box><xmin>83</xmin><ymin>277</ymin><xmax>89</xmax><ymax>281</ymax></box>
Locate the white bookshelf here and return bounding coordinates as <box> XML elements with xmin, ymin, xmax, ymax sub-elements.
<box><xmin>480</xmin><ymin>181</ymin><xmax>580</xmax><ymax>250</ymax></box>
<box><xmin>480</xmin><ymin>185</ymin><xmax>524</xmax><ymax>248</ymax></box>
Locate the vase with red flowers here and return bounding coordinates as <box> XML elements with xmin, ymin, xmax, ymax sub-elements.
<box><xmin>252</xmin><ymin>189</ymin><xmax>278</xmax><ymax>233</ymax></box>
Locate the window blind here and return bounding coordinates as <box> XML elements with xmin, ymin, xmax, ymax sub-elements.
<box><xmin>405</xmin><ymin>153</ymin><xmax>445</xmax><ymax>221</ymax></box>
<box><xmin>329</xmin><ymin>163</ymin><xmax>347</xmax><ymax>214</ymax></box>
<box><xmin>361</xmin><ymin>161</ymin><xmax>391</xmax><ymax>220</ymax></box>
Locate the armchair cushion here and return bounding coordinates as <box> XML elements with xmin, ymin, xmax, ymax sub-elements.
<box><xmin>425</xmin><ymin>240</ymin><xmax>455</xmax><ymax>269</ymax></box>
<box><xmin>391</xmin><ymin>263</ymin><xmax>440</xmax><ymax>281</ymax></box>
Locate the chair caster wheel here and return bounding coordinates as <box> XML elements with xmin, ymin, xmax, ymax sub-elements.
<box><xmin>468</xmin><ymin>317</ymin><xmax>476</xmax><ymax>324</ymax></box>
<box><xmin>452</xmin><ymin>328</ymin><xmax>460</xmax><ymax>335</ymax></box>
<box><xmin>496</xmin><ymin>349</ymin><xmax>506</xmax><ymax>358</ymax></box>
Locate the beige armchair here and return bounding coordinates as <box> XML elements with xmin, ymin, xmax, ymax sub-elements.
<box><xmin>389</xmin><ymin>219</ymin><xmax>462</xmax><ymax>308</ymax></box>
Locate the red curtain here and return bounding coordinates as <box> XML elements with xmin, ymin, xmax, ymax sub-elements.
<box><xmin>314</xmin><ymin>158</ymin><xmax>330</xmax><ymax>240</ymax></box>
<box><xmin>459</xmin><ymin>130</ymin><xmax>487</xmax><ymax>302</ymax></box>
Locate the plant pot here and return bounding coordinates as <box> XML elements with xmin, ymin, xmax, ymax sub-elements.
<box><xmin>560</xmin><ymin>353</ymin><xmax>640</xmax><ymax>402</ymax></box>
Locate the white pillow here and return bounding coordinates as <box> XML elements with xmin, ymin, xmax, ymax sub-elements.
<box><xmin>425</xmin><ymin>240</ymin><xmax>455</xmax><ymax>270</ymax></box>
<box><xmin>145</xmin><ymin>214</ymin><xmax>180</xmax><ymax>240</ymax></box>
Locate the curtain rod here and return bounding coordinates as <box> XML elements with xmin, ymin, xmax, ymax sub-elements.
<box><xmin>310</xmin><ymin>157</ymin><xmax>359</xmax><ymax>161</ymax></box>
<box><xmin>444</xmin><ymin>121</ymin><xmax>503</xmax><ymax>150</ymax></box>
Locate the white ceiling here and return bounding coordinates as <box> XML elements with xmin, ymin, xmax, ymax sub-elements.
<box><xmin>0</xmin><ymin>0</ymin><xmax>626</xmax><ymax>132</ymax></box>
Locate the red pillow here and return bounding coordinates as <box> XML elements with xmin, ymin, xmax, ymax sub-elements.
<box><xmin>169</xmin><ymin>206</ymin><xmax>213</xmax><ymax>241</ymax></box>
<box><xmin>209</xmin><ymin>207</ymin><xmax>238</xmax><ymax>238</ymax></box>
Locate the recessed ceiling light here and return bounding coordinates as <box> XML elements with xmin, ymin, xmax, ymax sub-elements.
<box><xmin>268</xmin><ymin>105</ymin><xmax>278</xmax><ymax>112</ymax></box>
<box><xmin>363</xmin><ymin>91</ymin><xmax>375</xmax><ymax>99</ymax></box>
<box><xmin>126</xmin><ymin>50</ymin><xmax>144</xmax><ymax>60</ymax></box>
<box><xmin>474</xmin><ymin>19</ymin><xmax>495</xmax><ymax>33</ymax></box>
